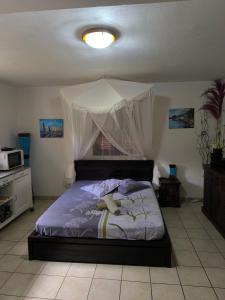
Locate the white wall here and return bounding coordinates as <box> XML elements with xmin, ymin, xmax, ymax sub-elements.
<box><xmin>15</xmin><ymin>87</ymin><xmax>66</xmax><ymax>197</ymax></box>
<box><xmin>0</xmin><ymin>82</ymin><xmax>16</xmax><ymax>150</ymax></box>
<box><xmin>15</xmin><ymin>82</ymin><xmax>211</xmax><ymax>198</ymax></box>
<box><xmin>153</xmin><ymin>82</ymin><xmax>210</xmax><ymax>198</ymax></box>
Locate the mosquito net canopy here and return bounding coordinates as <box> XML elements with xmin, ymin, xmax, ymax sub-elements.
<box><xmin>60</xmin><ymin>78</ymin><xmax>154</xmax><ymax>185</ymax></box>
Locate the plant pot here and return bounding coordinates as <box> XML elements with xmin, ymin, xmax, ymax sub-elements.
<box><xmin>211</xmin><ymin>148</ymin><xmax>223</xmax><ymax>163</ymax></box>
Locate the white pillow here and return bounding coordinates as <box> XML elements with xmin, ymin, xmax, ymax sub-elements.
<box><xmin>81</xmin><ymin>179</ymin><xmax>120</xmax><ymax>197</ymax></box>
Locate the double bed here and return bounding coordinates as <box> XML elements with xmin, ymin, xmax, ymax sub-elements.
<box><xmin>28</xmin><ymin>160</ymin><xmax>171</xmax><ymax>267</ymax></box>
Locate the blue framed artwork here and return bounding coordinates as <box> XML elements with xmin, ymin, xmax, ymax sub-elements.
<box><xmin>169</xmin><ymin>108</ymin><xmax>194</xmax><ymax>129</ymax></box>
<box><xmin>40</xmin><ymin>119</ymin><xmax>64</xmax><ymax>138</ymax></box>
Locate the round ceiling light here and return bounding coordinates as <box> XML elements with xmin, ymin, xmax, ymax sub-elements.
<box><xmin>82</xmin><ymin>28</ymin><xmax>116</xmax><ymax>49</ymax></box>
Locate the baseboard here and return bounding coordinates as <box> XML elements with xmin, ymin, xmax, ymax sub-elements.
<box><xmin>180</xmin><ymin>197</ymin><xmax>203</xmax><ymax>203</ymax></box>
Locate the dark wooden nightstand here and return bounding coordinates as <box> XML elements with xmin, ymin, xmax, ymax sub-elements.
<box><xmin>158</xmin><ymin>177</ymin><xmax>181</xmax><ymax>207</ymax></box>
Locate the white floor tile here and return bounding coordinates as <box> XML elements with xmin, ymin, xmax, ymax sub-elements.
<box><xmin>94</xmin><ymin>264</ymin><xmax>122</xmax><ymax>280</ymax></box>
<box><xmin>7</xmin><ymin>221</ymin><xmax>33</xmax><ymax>232</ymax></box>
<box><xmin>8</xmin><ymin>242</ymin><xmax>28</xmax><ymax>256</ymax></box>
<box><xmin>206</xmin><ymin>227</ymin><xmax>224</xmax><ymax>240</ymax></box>
<box><xmin>198</xmin><ymin>252</ymin><xmax>225</xmax><ymax>268</ymax></box>
<box><xmin>177</xmin><ymin>266</ymin><xmax>210</xmax><ymax>287</ymax></box>
<box><xmin>67</xmin><ymin>263</ymin><xmax>96</xmax><ymax>278</ymax></box>
<box><xmin>0</xmin><ymin>242</ymin><xmax>16</xmax><ymax>255</ymax></box>
<box><xmin>168</xmin><ymin>228</ymin><xmax>188</xmax><ymax>239</ymax></box>
<box><xmin>16</xmin><ymin>259</ymin><xmax>45</xmax><ymax>274</ymax></box>
<box><xmin>205</xmin><ymin>268</ymin><xmax>225</xmax><ymax>288</ymax></box>
<box><xmin>0</xmin><ymin>272</ymin><xmax>11</xmax><ymax>288</ymax></box>
<box><xmin>183</xmin><ymin>286</ymin><xmax>217</xmax><ymax>300</ymax></box>
<box><xmin>41</xmin><ymin>261</ymin><xmax>71</xmax><ymax>276</ymax></box>
<box><xmin>174</xmin><ymin>250</ymin><xmax>201</xmax><ymax>267</ymax></box>
<box><xmin>0</xmin><ymin>229</ymin><xmax>29</xmax><ymax>242</ymax></box>
<box><xmin>88</xmin><ymin>278</ymin><xmax>120</xmax><ymax>300</ymax></box>
<box><xmin>150</xmin><ymin>267</ymin><xmax>179</xmax><ymax>284</ymax></box>
<box><xmin>191</xmin><ymin>239</ymin><xmax>218</xmax><ymax>253</ymax></box>
<box><xmin>178</xmin><ymin>214</ymin><xmax>197</xmax><ymax>222</ymax></box>
<box><xmin>165</xmin><ymin>220</ymin><xmax>184</xmax><ymax>229</ymax></box>
<box><xmin>152</xmin><ymin>284</ymin><xmax>184</xmax><ymax>300</ymax></box>
<box><xmin>182</xmin><ymin>219</ymin><xmax>203</xmax><ymax>229</ymax></box>
<box><xmin>25</xmin><ymin>275</ymin><xmax>64</xmax><ymax>298</ymax></box>
<box><xmin>214</xmin><ymin>288</ymin><xmax>225</xmax><ymax>300</ymax></box>
<box><xmin>122</xmin><ymin>266</ymin><xmax>150</xmax><ymax>282</ymax></box>
<box><xmin>162</xmin><ymin>208</ymin><xmax>178</xmax><ymax>217</ymax></box>
<box><xmin>186</xmin><ymin>228</ymin><xmax>210</xmax><ymax>240</ymax></box>
<box><xmin>19</xmin><ymin>230</ymin><xmax>33</xmax><ymax>242</ymax></box>
<box><xmin>120</xmin><ymin>281</ymin><xmax>151</xmax><ymax>300</ymax></box>
<box><xmin>0</xmin><ymin>273</ymin><xmax>34</xmax><ymax>296</ymax></box>
<box><xmin>171</xmin><ymin>238</ymin><xmax>194</xmax><ymax>251</ymax></box>
<box><xmin>56</xmin><ymin>276</ymin><xmax>92</xmax><ymax>300</ymax></box>
<box><xmin>0</xmin><ymin>255</ymin><xmax>23</xmax><ymax>272</ymax></box>
<box><xmin>214</xmin><ymin>239</ymin><xmax>225</xmax><ymax>253</ymax></box>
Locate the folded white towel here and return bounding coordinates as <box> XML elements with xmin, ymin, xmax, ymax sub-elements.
<box><xmin>96</xmin><ymin>200</ymin><xmax>121</xmax><ymax>211</ymax></box>
<box><xmin>102</xmin><ymin>194</ymin><xmax>120</xmax><ymax>215</ymax></box>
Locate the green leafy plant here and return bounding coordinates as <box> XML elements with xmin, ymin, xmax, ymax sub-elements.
<box><xmin>200</xmin><ymin>79</ymin><xmax>225</xmax><ymax>149</ymax></box>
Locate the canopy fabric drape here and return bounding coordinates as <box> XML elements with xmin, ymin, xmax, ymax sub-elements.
<box><xmin>61</xmin><ymin>79</ymin><xmax>154</xmax><ymax>185</ymax></box>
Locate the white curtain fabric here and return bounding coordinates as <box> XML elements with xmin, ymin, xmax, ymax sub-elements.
<box><xmin>61</xmin><ymin>79</ymin><xmax>154</xmax><ymax>184</ymax></box>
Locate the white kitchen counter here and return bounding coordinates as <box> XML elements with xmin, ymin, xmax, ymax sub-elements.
<box><xmin>0</xmin><ymin>166</ymin><xmax>29</xmax><ymax>180</ymax></box>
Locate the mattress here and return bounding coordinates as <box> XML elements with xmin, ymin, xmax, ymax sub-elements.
<box><xmin>35</xmin><ymin>180</ymin><xmax>165</xmax><ymax>240</ymax></box>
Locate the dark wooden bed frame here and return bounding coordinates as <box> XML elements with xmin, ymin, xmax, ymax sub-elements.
<box><xmin>28</xmin><ymin>160</ymin><xmax>171</xmax><ymax>267</ymax></box>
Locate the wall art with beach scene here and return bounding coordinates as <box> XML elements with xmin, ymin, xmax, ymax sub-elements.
<box><xmin>40</xmin><ymin>119</ymin><xmax>64</xmax><ymax>138</ymax></box>
<box><xmin>169</xmin><ymin>108</ymin><xmax>194</xmax><ymax>129</ymax></box>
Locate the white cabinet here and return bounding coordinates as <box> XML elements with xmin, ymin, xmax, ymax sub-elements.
<box><xmin>0</xmin><ymin>168</ymin><xmax>33</xmax><ymax>229</ymax></box>
<box><xmin>0</xmin><ymin>174</ymin><xmax>13</xmax><ymax>187</ymax></box>
<box><xmin>13</xmin><ymin>170</ymin><xmax>32</xmax><ymax>216</ymax></box>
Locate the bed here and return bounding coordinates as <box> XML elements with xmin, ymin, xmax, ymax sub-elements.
<box><xmin>28</xmin><ymin>160</ymin><xmax>171</xmax><ymax>267</ymax></box>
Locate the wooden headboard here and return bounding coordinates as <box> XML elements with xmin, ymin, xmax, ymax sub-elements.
<box><xmin>75</xmin><ymin>160</ymin><xmax>154</xmax><ymax>182</ymax></box>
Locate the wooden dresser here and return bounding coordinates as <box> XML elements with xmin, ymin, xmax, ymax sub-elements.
<box><xmin>202</xmin><ymin>166</ymin><xmax>225</xmax><ymax>238</ymax></box>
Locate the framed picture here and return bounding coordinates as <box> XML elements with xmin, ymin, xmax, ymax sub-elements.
<box><xmin>40</xmin><ymin>119</ymin><xmax>64</xmax><ymax>138</ymax></box>
<box><xmin>169</xmin><ymin>108</ymin><xmax>194</xmax><ymax>129</ymax></box>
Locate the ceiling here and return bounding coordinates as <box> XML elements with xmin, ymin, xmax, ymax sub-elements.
<box><xmin>0</xmin><ymin>0</ymin><xmax>186</xmax><ymax>13</ymax></box>
<box><xmin>0</xmin><ymin>0</ymin><xmax>225</xmax><ymax>86</ymax></box>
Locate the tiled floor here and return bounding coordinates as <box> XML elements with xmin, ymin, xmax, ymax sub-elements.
<box><xmin>0</xmin><ymin>199</ymin><xmax>225</xmax><ymax>300</ymax></box>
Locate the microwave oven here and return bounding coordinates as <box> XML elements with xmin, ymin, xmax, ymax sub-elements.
<box><xmin>0</xmin><ymin>149</ymin><xmax>24</xmax><ymax>171</ymax></box>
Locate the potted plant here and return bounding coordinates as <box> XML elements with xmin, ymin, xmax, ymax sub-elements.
<box><xmin>200</xmin><ymin>79</ymin><xmax>225</xmax><ymax>163</ymax></box>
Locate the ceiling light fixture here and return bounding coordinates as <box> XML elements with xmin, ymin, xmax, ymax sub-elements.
<box><xmin>82</xmin><ymin>28</ymin><xmax>116</xmax><ymax>49</ymax></box>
